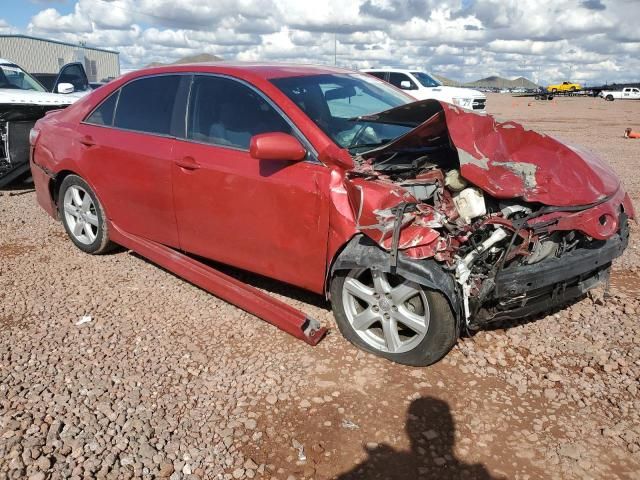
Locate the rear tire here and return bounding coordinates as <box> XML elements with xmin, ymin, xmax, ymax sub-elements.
<box><xmin>58</xmin><ymin>175</ymin><xmax>115</xmax><ymax>254</ymax></box>
<box><xmin>330</xmin><ymin>268</ymin><xmax>458</xmax><ymax>366</ymax></box>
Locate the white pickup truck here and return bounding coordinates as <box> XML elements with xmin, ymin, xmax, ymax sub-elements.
<box><xmin>362</xmin><ymin>68</ymin><xmax>487</xmax><ymax>112</ymax></box>
<box><xmin>600</xmin><ymin>87</ymin><xmax>640</xmax><ymax>101</ymax></box>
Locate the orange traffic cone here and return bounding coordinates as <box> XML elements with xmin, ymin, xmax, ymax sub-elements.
<box><xmin>624</xmin><ymin>128</ymin><xmax>640</xmax><ymax>139</ymax></box>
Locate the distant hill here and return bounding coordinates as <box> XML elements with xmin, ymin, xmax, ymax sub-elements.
<box><xmin>145</xmin><ymin>53</ymin><xmax>223</xmax><ymax>68</ymax></box>
<box><xmin>431</xmin><ymin>74</ymin><xmax>460</xmax><ymax>87</ymax></box>
<box><xmin>464</xmin><ymin>75</ymin><xmax>538</xmax><ymax>89</ymax></box>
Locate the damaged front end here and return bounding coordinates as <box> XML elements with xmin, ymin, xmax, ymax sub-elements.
<box><xmin>338</xmin><ymin>100</ymin><xmax>635</xmax><ymax>329</ymax></box>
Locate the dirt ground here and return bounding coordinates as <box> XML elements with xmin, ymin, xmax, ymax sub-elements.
<box><xmin>1</xmin><ymin>93</ymin><xmax>639</xmax><ymax>480</ymax></box>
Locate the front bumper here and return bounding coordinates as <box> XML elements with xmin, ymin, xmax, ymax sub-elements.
<box><xmin>472</xmin><ymin>216</ymin><xmax>629</xmax><ymax>324</ymax></box>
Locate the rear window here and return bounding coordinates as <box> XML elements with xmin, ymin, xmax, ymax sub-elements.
<box><xmin>113</xmin><ymin>75</ymin><xmax>182</xmax><ymax>136</ymax></box>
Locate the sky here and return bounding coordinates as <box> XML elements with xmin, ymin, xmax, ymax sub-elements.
<box><xmin>0</xmin><ymin>0</ymin><xmax>638</xmax><ymax>85</ymax></box>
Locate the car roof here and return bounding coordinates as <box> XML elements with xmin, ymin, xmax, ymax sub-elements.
<box><xmin>127</xmin><ymin>62</ymin><xmax>355</xmax><ymax>81</ymax></box>
<box><xmin>362</xmin><ymin>68</ymin><xmax>422</xmax><ymax>73</ymax></box>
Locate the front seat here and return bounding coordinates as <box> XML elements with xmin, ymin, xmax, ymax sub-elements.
<box><xmin>209</xmin><ymin>97</ymin><xmax>267</xmax><ymax>149</ymax></box>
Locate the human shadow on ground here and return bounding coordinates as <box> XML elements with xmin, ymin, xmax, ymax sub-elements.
<box><xmin>335</xmin><ymin>396</ymin><xmax>499</xmax><ymax>480</ymax></box>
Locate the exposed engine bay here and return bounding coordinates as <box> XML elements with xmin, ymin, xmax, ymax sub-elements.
<box><xmin>0</xmin><ymin>104</ymin><xmax>70</xmax><ymax>187</ymax></box>
<box><xmin>338</xmin><ymin>100</ymin><xmax>634</xmax><ymax>328</ymax></box>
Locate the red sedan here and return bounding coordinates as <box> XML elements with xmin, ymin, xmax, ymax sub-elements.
<box><xmin>30</xmin><ymin>63</ymin><xmax>634</xmax><ymax>365</ymax></box>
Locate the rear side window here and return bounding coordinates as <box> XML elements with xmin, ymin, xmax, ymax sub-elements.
<box><xmin>113</xmin><ymin>75</ymin><xmax>182</xmax><ymax>136</ymax></box>
<box><xmin>85</xmin><ymin>91</ymin><xmax>119</xmax><ymax>126</ymax></box>
<box><xmin>187</xmin><ymin>75</ymin><xmax>291</xmax><ymax>150</ymax></box>
<box><xmin>367</xmin><ymin>71</ymin><xmax>387</xmax><ymax>81</ymax></box>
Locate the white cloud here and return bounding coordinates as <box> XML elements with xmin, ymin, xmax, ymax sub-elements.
<box><xmin>18</xmin><ymin>0</ymin><xmax>639</xmax><ymax>85</ymax></box>
<box><xmin>29</xmin><ymin>5</ymin><xmax>93</xmax><ymax>33</ymax></box>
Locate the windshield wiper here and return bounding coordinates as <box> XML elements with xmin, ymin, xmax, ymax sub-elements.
<box><xmin>347</xmin><ymin>141</ymin><xmax>393</xmax><ymax>153</ymax></box>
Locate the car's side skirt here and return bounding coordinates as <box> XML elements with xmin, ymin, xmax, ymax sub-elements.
<box><xmin>108</xmin><ymin>221</ymin><xmax>327</xmax><ymax>346</ymax></box>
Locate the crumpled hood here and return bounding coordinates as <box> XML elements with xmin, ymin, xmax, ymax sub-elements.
<box><xmin>359</xmin><ymin>100</ymin><xmax>620</xmax><ymax>207</ymax></box>
<box><xmin>0</xmin><ymin>88</ymin><xmax>76</xmax><ymax>106</ymax></box>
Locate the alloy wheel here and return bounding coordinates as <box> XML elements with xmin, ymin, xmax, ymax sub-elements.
<box><xmin>341</xmin><ymin>268</ymin><xmax>430</xmax><ymax>354</ymax></box>
<box><xmin>63</xmin><ymin>185</ymin><xmax>99</xmax><ymax>245</ymax></box>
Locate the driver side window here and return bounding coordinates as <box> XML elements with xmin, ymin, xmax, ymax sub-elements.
<box><xmin>388</xmin><ymin>72</ymin><xmax>417</xmax><ymax>90</ymax></box>
<box><xmin>187</xmin><ymin>75</ymin><xmax>292</xmax><ymax>150</ymax></box>
<box><xmin>57</xmin><ymin>64</ymin><xmax>89</xmax><ymax>92</ymax></box>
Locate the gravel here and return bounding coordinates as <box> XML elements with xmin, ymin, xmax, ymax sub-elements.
<box><xmin>1</xmin><ymin>93</ymin><xmax>638</xmax><ymax>479</ymax></box>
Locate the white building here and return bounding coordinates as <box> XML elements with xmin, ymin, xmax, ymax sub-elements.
<box><xmin>0</xmin><ymin>34</ymin><xmax>119</xmax><ymax>83</ymax></box>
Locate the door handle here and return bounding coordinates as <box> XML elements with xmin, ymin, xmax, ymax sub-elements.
<box><xmin>175</xmin><ymin>156</ymin><xmax>200</xmax><ymax>170</ymax></box>
<box><xmin>79</xmin><ymin>135</ymin><xmax>95</xmax><ymax>147</ymax></box>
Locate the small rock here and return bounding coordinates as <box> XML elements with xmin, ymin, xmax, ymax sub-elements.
<box><xmin>547</xmin><ymin>373</ymin><xmax>562</xmax><ymax>382</ymax></box>
<box><xmin>423</xmin><ymin>430</ymin><xmax>439</xmax><ymax>441</ymax></box>
<box><xmin>35</xmin><ymin>456</ymin><xmax>51</xmax><ymax>471</ymax></box>
<box><xmin>159</xmin><ymin>462</ymin><xmax>174</xmax><ymax>477</ymax></box>
<box><xmin>232</xmin><ymin>468</ymin><xmax>245</xmax><ymax>479</ymax></box>
<box><xmin>559</xmin><ymin>444</ymin><xmax>581</xmax><ymax>460</ymax></box>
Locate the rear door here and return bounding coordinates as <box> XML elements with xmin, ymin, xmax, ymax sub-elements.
<box><xmin>77</xmin><ymin>74</ymin><xmax>189</xmax><ymax>247</ymax></box>
<box><xmin>171</xmin><ymin>74</ymin><xmax>330</xmax><ymax>292</ymax></box>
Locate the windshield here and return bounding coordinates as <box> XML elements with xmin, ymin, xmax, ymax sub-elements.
<box><xmin>271</xmin><ymin>73</ymin><xmax>414</xmax><ymax>152</ymax></box>
<box><xmin>0</xmin><ymin>64</ymin><xmax>46</xmax><ymax>92</ymax></box>
<box><xmin>411</xmin><ymin>71</ymin><xmax>441</xmax><ymax>88</ymax></box>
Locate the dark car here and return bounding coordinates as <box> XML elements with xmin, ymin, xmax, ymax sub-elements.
<box><xmin>30</xmin><ymin>63</ymin><xmax>634</xmax><ymax>366</ymax></box>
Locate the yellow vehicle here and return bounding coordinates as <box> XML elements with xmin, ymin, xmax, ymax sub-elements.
<box><xmin>547</xmin><ymin>81</ymin><xmax>582</xmax><ymax>93</ymax></box>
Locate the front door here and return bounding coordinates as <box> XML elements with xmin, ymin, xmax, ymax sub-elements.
<box><xmin>172</xmin><ymin>75</ymin><xmax>329</xmax><ymax>292</ymax></box>
<box><xmin>54</xmin><ymin>62</ymin><xmax>90</xmax><ymax>94</ymax></box>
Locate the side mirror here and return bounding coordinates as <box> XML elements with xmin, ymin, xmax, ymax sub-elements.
<box><xmin>57</xmin><ymin>82</ymin><xmax>74</xmax><ymax>94</ymax></box>
<box><xmin>400</xmin><ymin>80</ymin><xmax>413</xmax><ymax>90</ymax></box>
<box><xmin>250</xmin><ymin>132</ymin><xmax>306</xmax><ymax>162</ymax></box>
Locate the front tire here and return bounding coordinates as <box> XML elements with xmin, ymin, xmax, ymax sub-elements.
<box><xmin>58</xmin><ymin>175</ymin><xmax>115</xmax><ymax>254</ymax></box>
<box><xmin>330</xmin><ymin>268</ymin><xmax>458</xmax><ymax>366</ymax></box>
<box><xmin>606</xmin><ymin>95</ymin><xmax>614</xmax><ymax>101</ymax></box>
